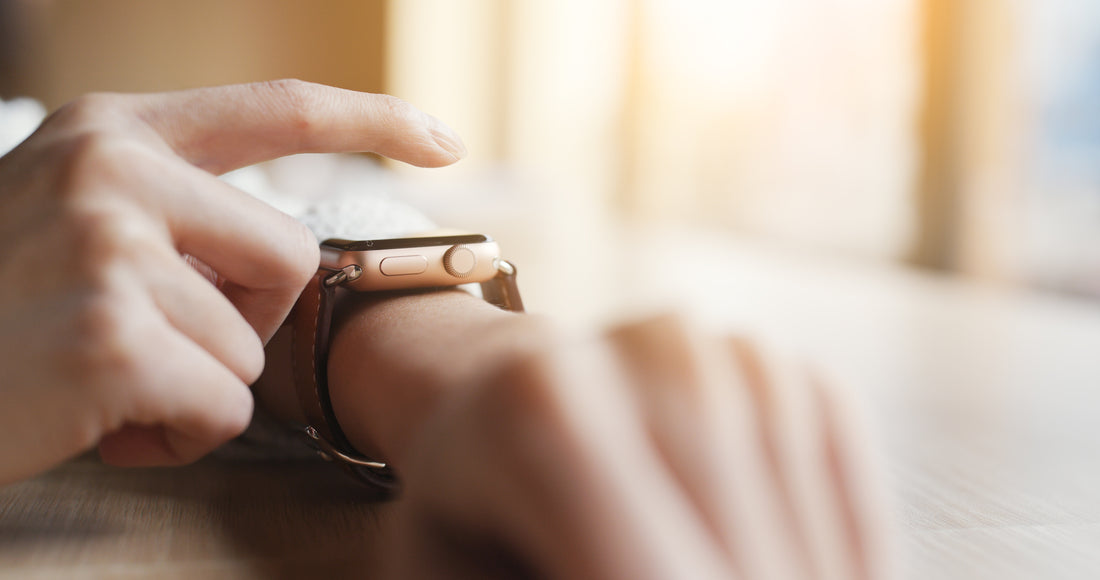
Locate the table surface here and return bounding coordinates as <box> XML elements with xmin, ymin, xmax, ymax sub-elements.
<box><xmin>4</xmin><ymin>223</ymin><xmax>1100</xmax><ymax>579</ymax></box>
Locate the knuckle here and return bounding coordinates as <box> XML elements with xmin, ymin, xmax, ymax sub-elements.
<box><xmin>46</xmin><ymin>93</ymin><xmax>124</xmax><ymax>129</ymax></box>
<box><xmin>73</xmin><ymin>294</ymin><xmax>131</xmax><ymax>352</ymax></box>
<box><xmin>611</xmin><ymin>313</ymin><xmax>714</xmax><ymax>402</ymax></box>
<box><xmin>68</xmin><ymin>294</ymin><xmax>144</xmax><ymax>387</ymax></box>
<box><xmin>53</xmin><ymin>131</ymin><xmax>143</xmax><ymax>198</ymax></box>
<box><xmin>254</xmin><ymin>79</ymin><xmax>325</xmax><ymax>138</ymax></box>
<box><xmin>481</xmin><ymin>352</ymin><xmax>563</xmax><ymax>418</ymax></box>
<box><xmin>465</xmin><ymin>355</ymin><xmax>570</xmax><ymax>457</ymax></box>
<box><xmin>614</xmin><ymin>311</ymin><xmax>697</xmax><ymax>348</ymax></box>
<box><xmin>65</xmin><ymin>207</ymin><xmax>154</xmax><ymax>278</ymax></box>
<box><xmin>468</xmin><ymin>324</ymin><xmax>577</xmax><ymax>439</ymax></box>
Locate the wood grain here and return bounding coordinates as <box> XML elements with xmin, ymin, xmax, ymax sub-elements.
<box><xmin>0</xmin><ymin>452</ymin><xmax>394</xmax><ymax>579</ymax></box>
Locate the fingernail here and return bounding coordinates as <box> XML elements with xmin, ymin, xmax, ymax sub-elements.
<box><xmin>427</xmin><ymin>114</ymin><xmax>467</xmax><ymax>160</ymax></box>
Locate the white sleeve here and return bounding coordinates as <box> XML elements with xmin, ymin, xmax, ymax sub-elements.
<box><xmin>0</xmin><ymin>98</ymin><xmax>48</xmax><ymax>156</ymax></box>
<box><xmin>221</xmin><ymin>154</ymin><xmax>437</xmax><ymax>241</ymax></box>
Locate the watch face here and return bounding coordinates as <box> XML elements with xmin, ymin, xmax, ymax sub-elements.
<box><xmin>322</xmin><ymin>233</ymin><xmax>491</xmax><ymax>252</ymax></box>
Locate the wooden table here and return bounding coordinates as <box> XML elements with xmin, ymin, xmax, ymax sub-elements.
<box><xmin>4</xmin><ymin>223</ymin><xmax>1100</xmax><ymax>578</ymax></box>
<box><xmin>0</xmin><ymin>452</ymin><xmax>395</xmax><ymax>579</ymax></box>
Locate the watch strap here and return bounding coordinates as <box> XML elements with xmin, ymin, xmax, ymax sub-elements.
<box><xmin>289</xmin><ymin>267</ymin><xmax>398</xmax><ymax>498</ymax></box>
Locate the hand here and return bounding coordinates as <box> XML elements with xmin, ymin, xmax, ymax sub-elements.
<box><xmin>0</xmin><ymin>80</ymin><xmax>467</xmax><ymax>484</ymax></box>
<box><xmin>259</xmin><ymin>291</ymin><xmax>896</xmax><ymax>579</ymax></box>
<box><xmin>382</xmin><ymin>315</ymin><xmax>895</xmax><ymax>579</ymax></box>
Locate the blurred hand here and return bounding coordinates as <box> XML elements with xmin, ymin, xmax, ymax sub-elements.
<box><xmin>283</xmin><ymin>289</ymin><xmax>896</xmax><ymax>580</ymax></box>
<box><xmin>0</xmin><ymin>80</ymin><xmax>466</xmax><ymax>484</ymax></box>
<box><xmin>381</xmin><ymin>315</ymin><xmax>895</xmax><ymax>579</ymax></box>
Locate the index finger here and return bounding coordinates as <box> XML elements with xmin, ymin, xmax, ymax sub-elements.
<box><xmin>132</xmin><ymin>80</ymin><xmax>467</xmax><ymax>175</ymax></box>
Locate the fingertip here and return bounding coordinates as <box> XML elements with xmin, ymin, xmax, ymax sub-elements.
<box><xmin>240</xmin><ymin>332</ymin><xmax>267</xmax><ymax>385</ymax></box>
<box><xmin>283</xmin><ymin>216</ymin><xmax>321</xmax><ymax>287</ymax></box>
<box><xmin>367</xmin><ymin>94</ymin><xmax>466</xmax><ymax>167</ymax></box>
<box><xmin>426</xmin><ymin>114</ymin><xmax>467</xmax><ymax>163</ymax></box>
<box><xmin>383</xmin><ymin>117</ymin><xmax>468</xmax><ymax>168</ymax></box>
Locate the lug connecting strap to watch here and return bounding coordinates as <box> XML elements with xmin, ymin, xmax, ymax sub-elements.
<box><xmin>288</xmin><ymin>260</ymin><xmax>524</xmax><ymax>499</ymax></box>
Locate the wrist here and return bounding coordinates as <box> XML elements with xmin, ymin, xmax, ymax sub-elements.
<box><xmin>326</xmin><ymin>289</ymin><xmax>543</xmax><ymax>464</ymax></box>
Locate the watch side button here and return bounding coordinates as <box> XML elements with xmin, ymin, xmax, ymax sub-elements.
<box><xmin>379</xmin><ymin>255</ymin><xmax>428</xmax><ymax>276</ymax></box>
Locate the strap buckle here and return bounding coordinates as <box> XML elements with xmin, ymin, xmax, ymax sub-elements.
<box><xmin>304</xmin><ymin>425</ymin><xmax>388</xmax><ymax>469</ymax></box>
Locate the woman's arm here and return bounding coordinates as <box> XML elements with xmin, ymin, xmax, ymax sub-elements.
<box><xmin>255</xmin><ymin>289</ymin><xmax>897</xmax><ymax>580</ymax></box>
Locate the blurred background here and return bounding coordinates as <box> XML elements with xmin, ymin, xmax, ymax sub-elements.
<box><xmin>1</xmin><ymin>0</ymin><xmax>1099</xmax><ymax>326</ymax></box>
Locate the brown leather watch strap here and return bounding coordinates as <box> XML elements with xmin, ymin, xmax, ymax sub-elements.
<box><xmin>289</xmin><ymin>267</ymin><xmax>398</xmax><ymax>498</ymax></box>
<box><xmin>289</xmin><ymin>260</ymin><xmax>523</xmax><ymax>498</ymax></box>
<box><xmin>290</xmin><ymin>269</ymin><xmax>334</xmax><ymax>440</ymax></box>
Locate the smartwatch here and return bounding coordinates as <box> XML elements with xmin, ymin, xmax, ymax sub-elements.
<box><xmin>287</xmin><ymin>231</ymin><xmax>524</xmax><ymax>498</ymax></box>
